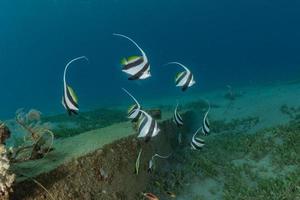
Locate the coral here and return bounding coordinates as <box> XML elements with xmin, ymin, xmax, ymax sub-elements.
<box><xmin>11</xmin><ymin>109</ymin><xmax>54</xmax><ymax>162</ymax></box>
<box><xmin>0</xmin><ymin>145</ymin><xmax>15</xmax><ymax>198</ymax></box>
<box><xmin>0</xmin><ymin>122</ymin><xmax>11</xmax><ymax>145</ymax></box>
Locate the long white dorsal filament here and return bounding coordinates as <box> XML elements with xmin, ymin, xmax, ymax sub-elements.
<box><xmin>122</xmin><ymin>88</ymin><xmax>140</xmax><ymax>108</ymax></box>
<box><xmin>193</xmin><ymin>127</ymin><xmax>202</xmax><ymax>139</ymax></box>
<box><xmin>165</xmin><ymin>62</ymin><xmax>190</xmax><ymax>73</ymax></box>
<box><xmin>113</xmin><ymin>33</ymin><xmax>146</xmax><ymax>57</ymax></box>
<box><xmin>152</xmin><ymin>153</ymin><xmax>172</xmax><ymax>160</ymax></box>
<box><xmin>63</xmin><ymin>56</ymin><xmax>89</xmax><ymax>85</ymax></box>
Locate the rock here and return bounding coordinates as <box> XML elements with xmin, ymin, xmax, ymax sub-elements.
<box><xmin>147</xmin><ymin>109</ymin><xmax>162</xmax><ymax>119</ymax></box>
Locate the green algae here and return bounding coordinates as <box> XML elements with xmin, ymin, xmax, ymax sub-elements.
<box><xmin>43</xmin><ymin>108</ymin><xmax>127</xmax><ymax>138</ymax></box>
<box><xmin>149</xmin><ymin>116</ymin><xmax>300</xmax><ymax>199</ymax></box>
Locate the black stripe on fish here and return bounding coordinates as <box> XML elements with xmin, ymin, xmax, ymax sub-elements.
<box><xmin>203</xmin><ymin>117</ymin><xmax>210</xmax><ymax>135</ymax></box>
<box><xmin>123</xmin><ymin>57</ymin><xmax>144</xmax><ymax>70</ymax></box>
<box><xmin>138</xmin><ymin>115</ymin><xmax>148</xmax><ymax>134</ymax></box>
<box><xmin>173</xmin><ymin>112</ymin><xmax>183</xmax><ymax>127</ymax></box>
<box><xmin>194</xmin><ymin>137</ymin><xmax>205</xmax><ymax>144</ymax></box>
<box><xmin>128</xmin><ymin>104</ymin><xmax>139</xmax><ymax>116</ymax></box>
<box><xmin>182</xmin><ymin>73</ymin><xmax>192</xmax><ymax>91</ymax></box>
<box><xmin>145</xmin><ymin>119</ymin><xmax>155</xmax><ymax>142</ymax></box>
<box><xmin>175</xmin><ymin>71</ymin><xmax>187</xmax><ymax>85</ymax></box>
<box><xmin>131</xmin><ymin>111</ymin><xmax>142</xmax><ymax>122</ymax></box>
<box><xmin>191</xmin><ymin>141</ymin><xmax>203</xmax><ymax>150</ymax></box>
<box><xmin>63</xmin><ymin>96</ymin><xmax>78</xmax><ymax>116</ymax></box>
<box><xmin>128</xmin><ymin>62</ymin><xmax>150</xmax><ymax>80</ymax></box>
<box><xmin>66</xmin><ymin>87</ymin><xmax>79</xmax><ymax>109</ymax></box>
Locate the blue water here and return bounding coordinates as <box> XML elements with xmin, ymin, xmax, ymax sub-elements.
<box><xmin>1</xmin><ymin>0</ymin><xmax>300</xmax><ymax>118</ymax></box>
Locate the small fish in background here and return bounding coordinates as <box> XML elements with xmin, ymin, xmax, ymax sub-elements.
<box><xmin>122</xmin><ymin>88</ymin><xmax>142</xmax><ymax>122</ymax></box>
<box><xmin>178</xmin><ymin>132</ymin><xmax>182</xmax><ymax>144</ymax></box>
<box><xmin>137</xmin><ymin>110</ymin><xmax>160</xmax><ymax>142</ymax></box>
<box><xmin>191</xmin><ymin>127</ymin><xmax>205</xmax><ymax>150</ymax></box>
<box><xmin>173</xmin><ymin>102</ymin><xmax>183</xmax><ymax>127</ymax></box>
<box><xmin>62</xmin><ymin>56</ymin><xmax>88</xmax><ymax>116</ymax></box>
<box><xmin>165</xmin><ymin>62</ymin><xmax>196</xmax><ymax>91</ymax></box>
<box><xmin>166</xmin><ymin>191</ymin><xmax>176</xmax><ymax>198</ymax></box>
<box><xmin>135</xmin><ymin>148</ymin><xmax>143</xmax><ymax>175</ymax></box>
<box><xmin>142</xmin><ymin>192</ymin><xmax>159</xmax><ymax>200</ymax></box>
<box><xmin>148</xmin><ymin>153</ymin><xmax>172</xmax><ymax>173</ymax></box>
<box><xmin>202</xmin><ymin>100</ymin><xmax>211</xmax><ymax>135</ymax></box>
<box><xmin>113</xmin><ymin>33</ymin><xmax>151</xmax><ymax>80</ymax></box>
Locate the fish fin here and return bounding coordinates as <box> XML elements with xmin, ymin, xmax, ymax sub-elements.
<box><xmin>175</xmin><ymin>72</ymin><xmax>183</xmax><ymax>81</ymax></box>
<box><xmin>128</xmin><ymin>104</ymin><xmax>136</xmax><ymax>114</ymax></box>
<box><xmin>121</xmin><ymin>58</ymin><xmax>127</xmax><ymax>65</ymax></box>
<box><xmin>127</xmin><ymin>55</ymin><xmax>140</xmax><ymax>62</ymax></box>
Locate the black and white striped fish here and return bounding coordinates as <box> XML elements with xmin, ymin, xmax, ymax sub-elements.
<box><xmin>137</xmin><ymin>110</ymin><xmax>160</xmax><ymax>142</ymax></box>
<box><xmin>122</xmin><ymin>88</ymin><xmax>142</xmax><ymax>122</ymax></box>
<box><xmin>148</xmin><ymin>153</ymin><xmax>171</xmax><ymax>173</ymax></box>
<box><xmin>62</xmin><ymin>56</ymin><xmax>88</xmax><ymax>116</ymax></box>
<box><xmin>113</xmin><ymin>33</ymin><xmax>151</xmax><ymax>80</ymax></box>
<box><xmin>173</xmin><ymin>103</ymin><xmax>183</xmax><ymax>127</ymax></box>
<box><xmin>191</xmin><ymin>128</ymin><xmax>205</xmax><ymax>150</ymax></box>
<box><xmin>202</xmin><ymin>101</ymin><xmax>211</xmax><ymax>135</ymax></box>
<box><xmin>166</xmin><ymin>62</ymin><xmax>195</xmax><ymax>91</ymax></box>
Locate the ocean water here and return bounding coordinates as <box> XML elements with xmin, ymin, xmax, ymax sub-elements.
<box><xmin>1</xmin><ymin>1</ymin><xmax>300</xmax><ymax>200</ymax></box>
<box><xmin>0</xmin><ymin>0</ymin><xmax>300</xmax><ymax>118</ymax></box>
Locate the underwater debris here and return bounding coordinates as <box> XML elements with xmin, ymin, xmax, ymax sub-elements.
<box><xmin>135</xmin><ymin>148</ymin><xmax>143</xmax><ymax>175</ymax></box>
<box><xmin>12</xmin><ymin>109</ymin><xmax>54</xmax><ymax>162</ymax></box>
<box><xmin>114</xmin><ymin>33</ymin><xmax>151</xmax><ymax>80</ymax></box>
<box><xmin>148</xmin><ymin>153</ymin><xmax>172</xmax><ymax>174</ymax></box>
<box><xmin>100</xmin><ymin>167</ymin><xmax>109</xmax><ymax>180</ymax></box>
<box><xmin>0</xmin><ymin>145</ymin><xmax>15</xmax><ymax>198</ymax></box>
<box><xmin>142</xmin><ymin>192</ymin><xmax>159</xmax><ymax>200</ymax></box>
<box><xmin>165</xmin><ymin>62</ymin><xmax>196</xmax><ymax>91</ymax></box>
<box><xmin>147</xmin><ymin>109</ymin><xmax>162</xmax><ymax>120</ymax></box>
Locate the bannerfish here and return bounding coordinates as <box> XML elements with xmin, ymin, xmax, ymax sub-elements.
<box><xmin>191</xmin><ymin>127</ymin><xmax>205</xmax><ymax>150</ymax></box>
<box><xmin>202</xmin><ymin>100</ymin><xmax>211</xmax><ymax>135</ymax></box>
<box><xmin>113</xmin><ymin>33</ymin><xmax>151</xmax><ymax>80</ymax></box>
<box><xmin>137</xmin><ymin>110</ymin><xmax>160</xmax><ymax>142</ymax></box>
<box><xmin>122</xmin><ymin>88</ymin><xmax>142</xmax><ymax>122</ymax></box>
<box><xmin>62</xmin><ymin>56</ymin><xmax>88</xmax><ymax>116</ymax></box>
<box><xmin>173</xmin><ymin>102</ymin><xmax>183</xmax><ymax>127</ymax></box>
<box><xmin>135</xmin><ymin>148</ymin><xmax>143</xmax><ymax>175</ymax></box>
<box><xmin>166</xmin><ymin>62</ymin><xmax>195</xmax><ymax>91</ymax></box>
<box><xmin>148</xmin><ymin>153</ymin><xmax>172</xmax><ymax>173</ymax></box>
<box><xmin>142</xmin><ymin>193</ymin><xmax>159</xmax><ymax>200</ymax></box>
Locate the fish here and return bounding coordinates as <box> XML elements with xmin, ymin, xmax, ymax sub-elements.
<box><xmin>178</xmin><ymin>132</ymin><xmax>182</xmax><ymax>144</ymax></box>
<box><xmin>62</xmin><ymin>56</ymin><xmax>88</xmax><ymax>116</ymax></box>
<box><xmin>191</xmin><ymin>127</ymin><xmax>205</xmax><ymax>150</ymax></box>
<box><xmin>137</xmin><ymin>110</ymin><xmax>160</xmax><ymax>142</ymax></box>
<box><xmin>122</xmin><ymin>88</ymin><xmax>142</xmax><ymax>122</ymax></box>
<box><xmin>113</xmin><ymin>33</ymin><xmax>151</xmax><ymax>80</ymax></box>
<box><xmin>142</xmin><ymin>193</ymin><xmax>159</xmax><ymax>200</ymax></box>
<box><xmin>166</xmin><ymin>191</ymin><xmax>176</xmax><ymax>198</ymax></box>
<box><xmin>135</xmin><ymin>148</ymin><xmax>143</xmax><ymax>175</ymax></box>
<box><xmin>173</xmin><ymin>102</ymin><xmax>183</xmax><ymax>127</ymax></box>
<box><xmin>202</xmin><ymin>100</ymin><xmax>211</xmax><ymax>135</ymax></box>
<box><xmin>165</xmin><ymin>62</ymin><xmax>195</xmax><ymax>91</ymax></box>
<box><xmin>148</xmin><ymin>153</ymin><xmax>172</xmax><ymax>173</ymax></box>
